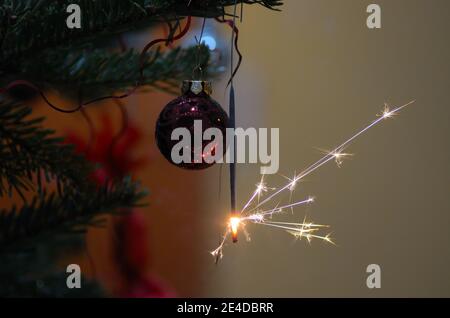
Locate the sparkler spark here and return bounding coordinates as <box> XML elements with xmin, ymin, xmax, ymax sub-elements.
<box><xmin>212</xmin><ymin>101</ymin><xmax>415</xmax><ymax>261</ymax></box>
<box><xmin>241</xmin><ymin>174</ymin><xmax>271</xmax><ymax>214</ymax></box>
<box><xmin>317</xmin><ymin>148</ymin><xmax>354</xmax><ymax>167</ymax></box>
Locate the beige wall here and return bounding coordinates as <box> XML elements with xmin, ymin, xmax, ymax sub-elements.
<box><xmin>199</xmin><ymin>0</ymin><xmax>450</xmax><ymax>297</ymax></box>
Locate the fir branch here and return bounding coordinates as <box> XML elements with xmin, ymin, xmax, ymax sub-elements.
<box><xmin>10</xmin><ymin>45</ymin><xmax>214</xmax><ymax>96</ymax></box>
<box><xmin>0</xmin><ymin>0</ymin><xmax>282</xmax><ymax>65</ymax></box>
<box><xmin>0</xmin><ymin>100</ymin><xmax>92</xmax><ymax>198</ymax></box>
<box><xmin>0</xmin><ymin>270</ymin><xmax>105</xmax><ymax>298</ymax></box>
<box><xmin>0</xmin><ymin>177</ymin><xmax>146</xmax><ymax>253</ymax></box>
<box><xmin>0</xmin><ymin>176</ymin><xmax>145</xmax><ymax>297</ymax></box>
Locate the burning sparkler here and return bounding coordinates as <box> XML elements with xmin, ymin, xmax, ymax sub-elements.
<box><xmin>212</xmin><ymin>101</ymin><xmax>415</xmax><ymax>263</ymax></box>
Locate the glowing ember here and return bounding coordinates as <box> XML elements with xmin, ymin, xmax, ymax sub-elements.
<box><xmin>229</xmin><ymin>216</ymin><xmax>241</xmax><ymax>243</ymax></box>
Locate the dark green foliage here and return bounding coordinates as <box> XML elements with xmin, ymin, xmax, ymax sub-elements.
<box><xmin>0</xmin><ymin>272</ymin><xmax>107</xmax><ymax>298</ymax></box>
<box><xmin>0</xmin><ymin>100</ymin><xmax>92</xmax><ymax>199</ymax></box>
<box><xmin>0</xmin><ymin>100</ymin><xmax>146</xmax><ymax>252</ymax></box>
<box><xmin>0</xmin><ymin>177</ymin><xmax>146</xmax><ymax>253</ymax></box>
<box><xmin>0</xmin><ymin>100</ymin><xmax>145</xmax><ymax>297</ymax></box>
<box><xmin>0</xmin><ymin>0</ymin><xmax>282</xmax><ymax>65</ymax></box>
<box><xmin>15</xmin><ymin>45</ymin><xmax>214</xmax><ymax>96</ymax></box>
<box><xmin>0</xmin><ymin>267</ymin><xmax>106</xmax><ymax>298</ymax></box>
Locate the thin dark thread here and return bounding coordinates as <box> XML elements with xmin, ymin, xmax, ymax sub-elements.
<box><xmin>214</xmin><ymin>16</ymin><xmax>242</xmax><ymax>87</ymax></box>
<box><xmin>230</xmin><ymin>1</ymin><xmax>238</xmax><ymax>85</ymax></box>
<box><xmin>139</xmin><ymin>16</ymin><xmax>191</xmax><ymax>81</ymax></box>
<box><xmin>193</xmin><ymin>17</ymin><xmax>207</xmax><ymax>80</ymax></box>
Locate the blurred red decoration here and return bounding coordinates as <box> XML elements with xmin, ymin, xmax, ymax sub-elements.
<box><xmin>66</xmin><ymin>112</ymin><xmax>174</xmax><ymax>298</ymax></box>
<box><xmin>114</xmin><ymin>211</ymin><xmax>175</xmax><ymax>298</ymax></box>
<box><xmin>66</xmin><ymin>113</ymin><xmax>146</xmax><ymax>182</ymax></box>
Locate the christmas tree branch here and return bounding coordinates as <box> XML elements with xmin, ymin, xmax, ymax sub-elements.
<box><xmin>0</xmin><ymin>270</ymin><xmax>105</xmax><ymax>298</ymax></box>
<box><xmin>10</xmin><ymin>45</ymin><xmax>214</xmax><ymax>97</ymax></box>
<box><xmin>0</xmin><ymin>100</ymin><xmax>145</xmax><ymax>297</ymax></box>
<box><xmin>0</xmin><ymin>0</ymin><xmax>282</xmax><ymax>66</ymax></box>
<box><xmin>0</xmin><ymin>177</ymin><xmax>146</xmax><ymax>254</ymax></box>
<box><xmin>0</xmin><ymin>100</ymin><xmax>93</xmax><ymax>199</ymax></box>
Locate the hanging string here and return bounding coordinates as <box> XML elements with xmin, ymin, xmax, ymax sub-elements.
<box><xmin>139</xmin><ymin>16</ymin><xmax>191</xmax><ymax>80</ymax></box>
<box><xmin>214</xmin><ymin>16</ymin><xmax>242</xmax><ymax>87</ymax></box>
<box><xmin>192</xmin><ymin>17</ymin><xmax>207</xmax><ymax>80</ymax></box>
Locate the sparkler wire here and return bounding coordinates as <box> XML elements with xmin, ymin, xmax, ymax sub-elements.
<box><xmin>229</xmin><ymin>0</ymin><xmax>239</xmax><ymax>243</ymax></box>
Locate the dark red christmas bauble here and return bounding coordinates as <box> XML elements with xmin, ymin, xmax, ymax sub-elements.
<box><xmin>155</xmin><ymin>80</ymin><xmax>229</xmax><ymax>170</ymax></box>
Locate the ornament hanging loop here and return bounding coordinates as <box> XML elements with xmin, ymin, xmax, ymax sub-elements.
<box><xmin>181</xmin><ymin>80</ymin><xmax>212</xmax><ymax>96</ymax></box>
<box><xmin>191</xmin><ymin>64</ymin><xmax>204</xmax><ymax>81</ymax></box>
<box><xmin>192</xmin><ymin>17</ymin><xmax>207</xmax><ymax>80</ymax></box>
